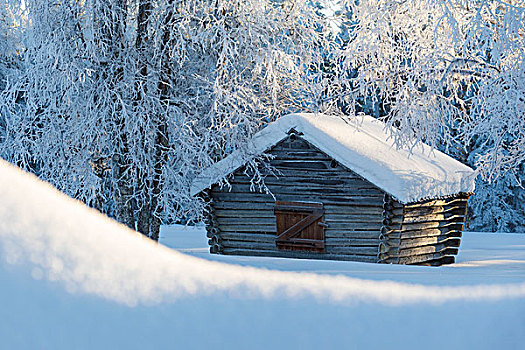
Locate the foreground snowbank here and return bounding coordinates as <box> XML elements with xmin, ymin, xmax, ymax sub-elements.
<box><xmin>1</xmin><ymin>159</ymin><xmax>524</xmax><ymax>306</ymax></box>
<box><xmin>0</xmin><ymin>159</ymin><xmax>524</xmax><ymax>349</ymax></box>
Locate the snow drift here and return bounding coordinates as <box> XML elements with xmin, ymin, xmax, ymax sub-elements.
<box><xmin>0</xmin><ymin>158</ymin><xmax>523</xmax><ymax>306</ymax></box>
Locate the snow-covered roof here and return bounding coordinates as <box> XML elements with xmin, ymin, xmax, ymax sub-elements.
<box><xmin>191</xmin><ymin>113</ymin><xmax>475</xmax><ymax>203</ymax></box>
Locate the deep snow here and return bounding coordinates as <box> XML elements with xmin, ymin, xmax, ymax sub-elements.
<box><xmin>0</xmin><ymin>159</ymin><xmax>524</xmax><ymax>349</ymax></box>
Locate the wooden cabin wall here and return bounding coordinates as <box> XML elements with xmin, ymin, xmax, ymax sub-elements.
<box><xmin>379</xmin><ymin>195</ymin><xmax>470</xmax><ymax>266</ymax></box>
<box><xmin>206</xmin><ymin>135</ymin><xmax>386</xmax><ymax>263</ymax></box>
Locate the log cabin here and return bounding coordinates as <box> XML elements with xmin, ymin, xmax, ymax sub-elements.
<box><xmin>191</xmin><ymin>113</ymin><xmax>476</xmax><ymax>266</ymax></box>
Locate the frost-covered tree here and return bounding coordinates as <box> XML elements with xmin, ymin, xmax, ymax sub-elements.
<box><xmin>327</xmin><ymin>0</ymin><xmax>525</xmax><ymax>231</ymax></box>
<box><xmin>0</xmin><ymin>0</ymin><xmax>22</xmax><ymax>144</ymax></box>
<box><xmin>0</xmin><ymin>0</ymin><xmax>328</xmax><ymax>239</ymax></box>
<box><xmin>0</xmin><ymin>0</ymin><xmax>20</xmax><ymax>88</ymax></box>
<box><xmin>332</xmin><ymin>0</ymin><xmax>524</xmax><ymax>178</ymax></box>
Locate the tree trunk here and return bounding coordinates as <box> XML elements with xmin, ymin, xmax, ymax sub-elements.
<box><xmin>134</xmin><ymin>0</ymin><xmax>154</xmax><ymax>238</ymax></box>
<box><xmin>147</xmin><ymin>0</ymin><xmax>174</xmax><ymax>241</ymax></box>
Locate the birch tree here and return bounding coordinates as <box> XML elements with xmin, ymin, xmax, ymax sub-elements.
<box><xmin>0</xmin><ymin>0</ymin><xmax>328</xmax><ymax>239</ymax></box>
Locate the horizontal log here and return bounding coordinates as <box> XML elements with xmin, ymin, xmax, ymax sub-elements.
<box><xmin>219</xmin><ymin>224</ymin><xmax>276</xmax><ymax>232</ymax></box>
<box><xmin>404</xmin><ymin>197</ymin><xmax>469</xmax><ymax>209</ymax></box>
<box><xmin>219</xmin><ymin>237</ymin><xmax>380</xmax><ymax>255</ymax></box>
<box><xmin>212</xmin><ymin>192</ymin><xmax>384</xmax><ymax>206</ymax></box>
<box><xmin>268</xmin><ymin>150</ymin><xmax>334</xmax><ymax>161</ymax></box>
<box><xmin>403</xmin><ymin>214</ymin><xmax>466</xmax><ymax>225</ymax></box>
<box><xmin>218</xmin><ymin>232</ymin><xmax>276</xmax><ymax>243</ymax></box>
<box><xmin>325</xmin><ymin>230</ymin><xmax>381</xmax><ymax>239</ymax></box>
<box><xmin>400</xmin><ymin>229</ymin><xmax>462</xmax><ymax>239</ymax></box>
<box><xmin>399</xmin><ymin>236</ymin><xmax>461</xmax><ymax>249</ymax></box>
<box><xmin>397</xmin><ymin>253</ymin><xmax>456</xmax><ymax>266</ymax></box>
<box><xmin>268</xmin><ymin>159</ymin><xmax>338</xmax><ymax>170</ymax></box>
<box><xmin>257</xmin><ymin>167</ymin><xmax>369</xmax><ymax>179</ymax></box>
<box><xmin>218</xmin><ymin>233</ymin><xmax>379</xmax><ymax>248</ymax></box>
<box><xmin>214</xmin><ymin>200</ymin><xmax>384</xmax><ymax>210</ymax></box>
<box><xmin>215</xmin><ymin>209</ymin><xmax>275</xmax><ymax>218</ymax></box>
<box><xmin>221</xmin><ymin>240</ymin><xmax>276</xmax><ymax>250</ymax></box>
<box><xmin>326</xmin><ymin>246</ymin><xmax>379</xmax><ymax>255</ymax></box>
<box><xmin>402</xmin><ymin>205</ymin><xmax>468</xmax><ymax>219</ymax></box>
<box><xmin>216</xmin><ymin>217</ymin><xmax>275</xmax><ymax>226</ymax></box>
<box><xmin>219</xmin><ymin>247</ymin><xmax>379</xmax><ymax>261</ymax></box>
<box><xmin>325</xmin><ymin>238</ymin><xmax>380</xmax><ymax>247</ymax></box>
<box><xmin>401</xmin><ymin>221</ymin><xmax>465</xmax><ymax>232</ymax></box>
<box><xmin>222</xmin><ymin>182</ymin><xmax>385</xmax><ymax>197</ymax></box>
<box><xmin>398</xmin><ymin>244</ymin><xmax>459</xmax><ymax>257</ymax></box>
<box><xmin>212</xmin><ymin>201</ymin><xmax>274</xmax><ymax>210</ymax></box>
<box><xmin>214</xmin><ymin>186</ymin><xmax>384</xmax><ymax>201</ymax></box>
<box><xmin>229</xmin><ymin>174</ymin><xmax>368</xmax><ymax>185</ymax></box>
<box><xmin>326</xmin><ymin>222</ymin><xmax>383</xmax><ymax>230</ymax></box>
<box><xmin>325</xmin><ymin>205</ymin><xmax>384</xmax><ymax>214</ymax></box>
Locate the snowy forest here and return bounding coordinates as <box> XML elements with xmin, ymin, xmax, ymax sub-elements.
<box><xmin>0</xmin><ymin>0</ymin><xmax>524</xmax><ymax>238</ymax></box>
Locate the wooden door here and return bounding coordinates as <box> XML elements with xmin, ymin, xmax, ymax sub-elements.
<box><xmin>274</xmin><ymin>201</ymin><xmax>326</xmax><ymax>252</ymax></box>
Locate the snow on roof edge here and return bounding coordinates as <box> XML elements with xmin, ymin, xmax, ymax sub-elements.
<box><xmin>190</xmin><ymin>113</ymin><xmax>476</xmax><ymax>203</ymax></box>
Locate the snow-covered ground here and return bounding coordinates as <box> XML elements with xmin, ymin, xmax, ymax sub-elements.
<box><xmin>1</xmin><ymin>159</ymin><xmax>524</xmax><ymax>349</ymax></box>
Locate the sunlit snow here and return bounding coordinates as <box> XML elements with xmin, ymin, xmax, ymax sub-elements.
<box><xmin>0</xmin><ymin>159</ymin><xmax>524</xmax><ymax>349</ymax></box>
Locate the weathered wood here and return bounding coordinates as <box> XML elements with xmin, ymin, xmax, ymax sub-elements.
<box><xmin>219</xmin><ymin>248</ymin><xmax>378</xmax><ymax>263</ymax></box>
<box><xmin>221</xmin><ymin>240</ymin><xmax>276</xmax><ymax>250</ymax></box>
<box><xmin>223</xmin><ymin>183</ymin><xmax>385</xmax><ymax>197</ymax></box>
<box><xmin>403</xmin><ymin>197</ymin><xmax>469</xmax><ymax>209</ymax></box>
<box><xmin>324</xmin><ymin>230</ymin><xmax>382</xmax><ymax>239</ymax></box>
<box><xmin>398</xmin><ymin>244</ymin><xmax>459</xmax><ymax>257</ymax></box>
<box><xmin>275</xmin><ymin>201</ymin><xmax>325</xmax><ymax>252</ymax></box>
<box><xmin>212</xmin><ymin>200</ymin><xmax>274</xmax><ymax>210</ymax></box>
<box><xmin>219</xmin><ymin>224</ymin><xmax>276</xmax><ymax>232</ymax></box>
<box><xmin>326</xmin><ymin>246</ymin><xmax>380</xmax><ymax>255</ymax></box>
<box><xmin>402</xmin><ymin>204</ymin><xmax>468</xmax><ymax>218</ymax></box>
<box><xmin>206</xmin><ymin>136</ymin><xmax>470</xmax><ymax>266</ymax></box>
<box><xmin>216</xmin><ymin>217</ymin><xmax>275</xmax><ymax>226</ymax></box>
<box><xmin>215</xmin><ymin>209</ymin><xmax>276</xmax><ymax>218</ymax></box>
<box><xmin>229</xmin><ymin>175</ymin><xmax>372</xmax><ymax>187</ymax></box>
<box><xmin>401</xmin><ymin>220</ymin><xmax>465</xmax><ymax>232</ymax></box>
<box><xmin>268</xmin><ymin>159</ymin><xmax>340</xmax><ymax>170</ymax></box>
<box><xmin>218</xmin><ymin>232</ymin><xmax>276</xmax><ymax>243</ymax></box>
<box><xmin>399</xmin><ymin>236</ymin><xmax>461</xmax><ymax>249</ymax></box>
<box><xmin>213</xmin><ymin>188</ymin><xmax>384</xmax><ymax>201</ymax></box>
<box><xmin>403</xmin><ymin>213</ymin><xmax>466</xmax><ymax>224</ymax></box>
<box><xmin>214</xmin><ymin>209</ymin><xmax>383</xmax><ymax>221</ymax></box>
<box><xmin>219</xmin><ymin>237</ymin><xmax>381</xmax><ymax>256</ymax></box>
<box><xmin>399</xmin><ymin>228</ymin><xmax>462</xmax><ymax>239</ymax></box>
<box><xmin>397</xmin><ymin>253</ymin><xmax>456</xmax><ymax>265</ymax></box>
<box><xmin>325</xmin><ymin>238</ymin><xmax>380</xmax><ymax>247</ymax></box>
<box><xmin>212</xmin><ymin>192</ymin><xmax>384</xmax><ymax>206</ymax></box>
<box><xmin>216</xmin><ymin>221</ymin><xmax>382</xmax><ymax>233</ymax></box>
<box><xmin>215</xmin><ymin>210</ymin><xmax>383</xmax><ymax>224</ymax></box>
<box><xmin>324</xmin><ymin>205</ymin><xmax>385</xmax><ymax>214</ymax></box>
<box><xmin>268</xmin><ymin>150</ymin><xmax>334</xmax><ymax>160</ymax></box>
